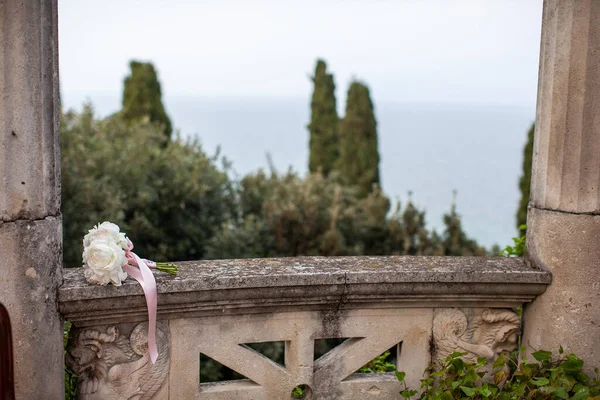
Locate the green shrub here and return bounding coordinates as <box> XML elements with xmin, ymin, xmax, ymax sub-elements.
<box><xmin>359</xmin><ymin>350</ymin><xmax>397</xmax><ymax>373</ymax></box>
<box><xmin>500</xmin><ymin>225</ymin><xmax>526</xmax><ymax>257</ymax></box>
<box><xmin>396</xmin><ymin>348</ymin><xmax>600</xmax><ymax>399</ymax></box>
<box><xmin>61</xmin><ymin>104</ymin><xmax>236</xmax><ymax>266</ymax></box>
<box><xmin>206</xmin><ymin>169</ymin><xmax>488</xmax><ymax>259</ymax></box>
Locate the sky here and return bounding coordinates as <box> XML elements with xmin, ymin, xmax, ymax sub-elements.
<box><xmin>59</xmin><ymin>0</ymin><xmax>543</xmax><ymax>112</ymax></box>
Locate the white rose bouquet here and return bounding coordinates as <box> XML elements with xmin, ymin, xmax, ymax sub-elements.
<box><xmin>82</xmin><ymin>222</ymin><xmax>177</xmax><ymax>286</ymax></box>
<box><xmin>82</xmin><ymin>221</ymin><xmax>178</xmax><ymax>363</ymax></box>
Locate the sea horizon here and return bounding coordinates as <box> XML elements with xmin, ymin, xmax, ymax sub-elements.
<box><xmin>62</xmin><ymin>92</ymin><xmax>534</xmax><ymax>249</ymax></box>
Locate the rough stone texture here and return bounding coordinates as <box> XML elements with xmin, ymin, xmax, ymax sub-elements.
<box><xmin>530</xmin><ymin>0</ymin><xmax>600</xmax><ymax>214</ymax></box>
<box><xmin>523</xmin><ymin>208</ymin><xmax>600</xmax><ymax>372</ymax></box>
<box><xmin>523</xmin><ymin>0</ymin><xmax>600</xmax><ymax>375</ymax></box>
<box><xmin>0</xmin><ymin>0</ymin><xmax>61</xmax><ymax>222</ymax></box>
<box><xmin>0</xmin><ymin>217</ymin><xmax>63</xmax><ymax>399</ymax></box>
<box><xmin>59</xmin><ymin>256</ymin><xmax>551</xmax><ymax>326</ymax></box>
<box><xmin>0</xmin><ymin>0</ymin><xmax>63</xmax><ymax>398</ymax></box>
<box><xmin>169</xmin><ymin>309</ymin><xmax>431</xmax><ymax>399</ymax></box>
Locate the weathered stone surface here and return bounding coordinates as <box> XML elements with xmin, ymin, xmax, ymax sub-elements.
<box><xmin>524</xmin><ymin>0</ymin><xmax>600</xmax><ymax>375</ymax></box>
<box><xmin>60</xmin><ymin>256</ymin><xmax>552</xmax><ymax>399</ymax></box>
<box><xmin>60</xmin><ymin>256</ymin><xmax>551</xmax><ymax>398</ymax></box>
<box><xmin>523</xmin><ymin>208</ymin><xmax>600</xmax><ymax>373</ymax></box>
<box><xmin>62</xmin><ymin>256</ymin><xmax>550</xmax><ymax>294</ymax></box>
<box><xmin>59</xmin><ymin>256</ymin><xmax>551</xmax><ymax>326</ymax></box>
<box><xmin>0</xmin><ymin>217</ymin><xmax>63</xmax><ymax>399</ymax></box>
<box><xmin>0</xmin><ymin>1</ymin><xmax>63</xmax><ymax>397</ymax></box>
<box><xmin>0</xmin><ymin>0</ymin><xmax>61</xmax><ymax>222</ymax></box>
<box><xmin>530</xmin><ymin>0</ymin><xmax>600</xmax><ymax>214</ymax></box>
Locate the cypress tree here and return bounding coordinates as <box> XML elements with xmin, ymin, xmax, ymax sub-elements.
<box><xmin>308</xmin><ymin>59</ymin><xmax>339</xmax><ymax>176</ymax></box>
<box><xmin>122</xmin><ymin>60</ymin><xmax>172</xmax><ymax>139</ymax></box>
<box><xmin>338</xmin><ymin>81</ymin><xmax>380</xmax><ymax>198</ymax></box>
<box><xmin>441</xmin><ymin>193</ymin><xmax>486</xmax><ymax>256</ymax></box>
<box><xmin>401</xmin><ymin>199</ymin><xmax>429</xmax><ymax>255</ymax></box>
<box><xmin>517</xmin><ymin>123</ymin><xmax>535</xmax><ymax>234</ymax></box>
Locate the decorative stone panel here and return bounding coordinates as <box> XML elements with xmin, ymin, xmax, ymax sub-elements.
<box><xmin>433</xmin><ymin>308</ymin><xmax>520</xmax><ymax>369</ymax></box>
<box><xmin>66</xmin><ymin>322</ymin><xmax>170</xmax><ymax>399</ymax></box>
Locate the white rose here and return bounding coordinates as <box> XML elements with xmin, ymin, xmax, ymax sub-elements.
<box><xmin>82</xmin><ymin>239</ymin><xmax>128</xmax><ymax>286</ymax></box>
<box><xmin>83</xmin><ymin>221</ymin><xmax>128</xmax><ymax>250</ymax></box>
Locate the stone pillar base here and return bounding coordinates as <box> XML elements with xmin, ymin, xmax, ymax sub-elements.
<box><xmin>0</xmin><ymin>217</ymin><xmax>64</xmax><ymax>398</ymax></box>
<box><xmin>523</xmin><ymin>207</ymin><xmax>600</xmax><ymax>373</ymax></box>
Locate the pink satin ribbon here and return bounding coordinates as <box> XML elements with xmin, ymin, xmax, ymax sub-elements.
<box><xmin>123</xmin><ymin>251</ymin><xmax>158</xmax><ymax>364</ymax></box>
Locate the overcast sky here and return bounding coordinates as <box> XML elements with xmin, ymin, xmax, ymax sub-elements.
<box><xmin>59</xmin><ymin>0</ymin><xmax>544</xmax><ymax>111</ymax></box>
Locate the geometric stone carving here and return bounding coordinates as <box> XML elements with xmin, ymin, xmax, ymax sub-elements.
<box><xmin>170</xmin><ymin>309</ymin><xmax>432</xmax><ymax>399</ymax></box>
<box><xmin>433</xmin><ymin>308</ymin><xmax>520</xmax><ymax>366</ymax></box>
<box><xmin>66</xmin><ymin>322</ymin><xmax>170</xmax><ymax>400</ymax></box>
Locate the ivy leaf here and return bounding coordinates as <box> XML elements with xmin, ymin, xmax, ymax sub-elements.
<box><xmin>559</xmin><ymin>345</ymin><xmax>564</xmax><ymax>354</ymax></box>
<box><xmin>431</xmin><ymin>370</ymin><xmax>445</xmax><ymax>377</ymax></box>
<box><xmin>494</xmin><ymin>371</ymin><xmax>507</xmax><ymax>385</ymax></box>
<box><xmin>553</xmin><ymin>387</ymin><xmax>569</xmax><ymax>399</ymax></box>
<box><xmin>531</xmin><ymin>377</ymin><xmax>550</xmax><ymax>386</ymax></box>
<box><xmin>493</xmin><ymin>354</ymin><xmax>506</xmax><ymax>369</ymax></box>
<box><xmin>480</xmin><ymin>386</ymin><xmax>493</xmax><ymax>398</ymax></box>
<box><xmin>561</xmin><ymin>355</ymin><xmax>584</xmax><ymax>374</ymax></box>
<box><xmin>441</xmin><ymin>390</ymin><xmax>454</xmax><ymax>400</ymax></box>
<box><xmin>460</xmin><ymin>386</ymin><xmax>477</xmax><ymax>397</ymax></box>
<box><xmin>395</xmin><ymin>371</ymin><xmax>406</xmax><ymax>382</ymax></box>
<box><xmin>401</xmin><ymin>390</ymin><xmax>417</xmax><ymax>398</ymax></box>
<box><xmin>532</xmin><ymin>350</ymin><xmax>552</xmax><ymax>362</ymax></box>
<box><xmin>465</xmin><ymin>368</ymin><xmax>479</xmax><ymax>383</ymax></box>
<box><xmin>538</xmin><ymin>385</ymin><xmax>556</xmax><ymax>395</ymax></box>
<box><xmin>448</xmin><ymin>351</ymin><xmax>467</xmax><ymax>359</ymax></box>
<box><xmin>571</xmin><ymin>386</ymin><xmax>590</xmax><ymax>400</ymax></box>
<box><xmin>452</xmin><ymin>380</ymin><xmax>461</xmax><ymax>390</ymax></box>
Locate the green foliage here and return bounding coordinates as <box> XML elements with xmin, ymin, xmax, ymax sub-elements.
<box><xmin>291</xmin><ymin>384</ymin><xmax>311</xmax><ymax>398</ymax></box>
<box><xmin>206</xmin><ymin>170</ymin><xmax>487</xmax><ymax>259</ymax></box>
<box><xmin>199</xmin><ymin>345</ymin><xmax>282</xmax><ymax>383</ymax></box>
<box><xmin>441</xmin><ymin>199</ymin><xmax>487</xmax><ymax>256</ymax></box>
<box><xmin>338</xmin><ymin>81</ymin><xmax>380</xmax><ymax>198</ymax></box>
<box><xmin>62</xmin><ymin>61</ymin><xmax>486</xmax><ymax>266</ymax></box>
<box><xmin>517</xmin><ymin>123</ymin><xmax>534</xmax><ymax>235</ymax></box>
<box><xmin>61</xmin><ymin>104</ymin><xmax>235</xmax><ymax>266</ymax></box>
<box><xmin>291</xmin><ymin>386</ymin><xmax>305</xmax><ymax>398</ymax></box>
<box><xmin>63</xmin><ymin>321</ymin><xmax>77</xmax><ymax>400</ymax></box>
<box><xmin>359</xmin><ymin>350</ymin><xmax>397</xmax><ymax>373</ymax></box>
<box><xmin>206</xmin><ymin>170</ymin><xmax>354</xmax><ymax>258</ymax></box>
<box><xmin>122</xmin><ymin>61</ymin><xmax>172</xmax><ymax>139</ymax></box>
<box><xmin>500</xmin><ymin>225</ymin><xmax>526</xmax><ymax>257</ymax></box>
<box><xmin>308</xmin><ymin>59</ymin><xmax>339</xmax><ymax>177</ymax></box>
<box><xmin>395</xmin><ymin>349</ymin><xmax>600</xmax><ymax>399</ymax></box>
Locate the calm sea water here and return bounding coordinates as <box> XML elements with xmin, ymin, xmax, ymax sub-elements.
<box><xmin>64</xmin><ymin>93</ymin><xmax>534</xmax><ymax>249</ymax></box>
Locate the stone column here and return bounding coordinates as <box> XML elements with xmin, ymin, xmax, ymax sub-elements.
<box><xmin>0</xmin><ymin>0</ymin><xmax>63</xmax><ymax>398</ymax></box>
<box><xmin>523</xmin><ymin>0</ymin><xmax>600</xmax><ymax>372</ymax></box>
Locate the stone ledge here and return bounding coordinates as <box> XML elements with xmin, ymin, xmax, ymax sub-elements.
<box><xmin>59</xmin><ymin>256</ymin><xmax>551</xmax><ymax>326</ymax></box>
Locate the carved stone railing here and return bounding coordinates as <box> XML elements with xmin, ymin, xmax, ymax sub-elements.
<box><xmin>59</xmin><ymin>256</ymin><xmax>551</xmax><ymax>400</ymax></box>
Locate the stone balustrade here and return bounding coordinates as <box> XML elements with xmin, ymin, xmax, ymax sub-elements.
<box><xmin>59</xmin><ymin>256</ymin><xmax>551</xmax><ymax>400</ymax></box>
